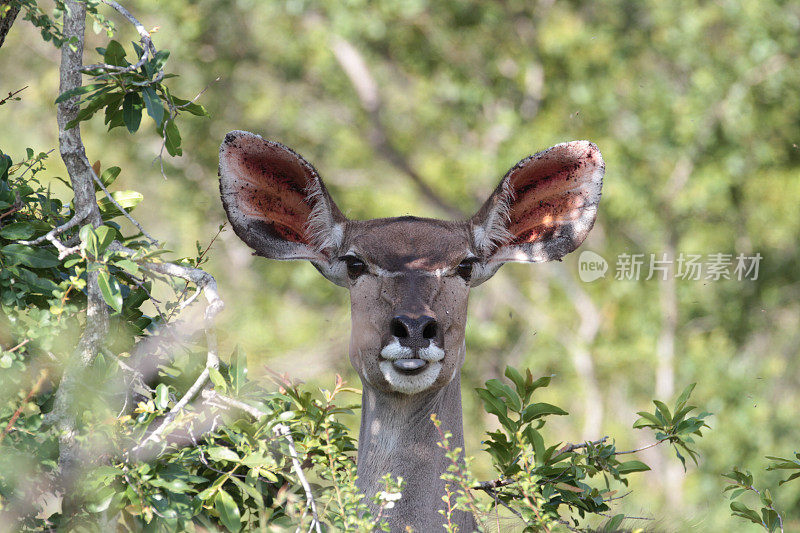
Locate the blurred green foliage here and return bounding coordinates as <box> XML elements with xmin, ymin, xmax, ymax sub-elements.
<box><xmin>1</xmin><ymin>0</ymin><xmax>799</xmax><ymax>529</ymax></box>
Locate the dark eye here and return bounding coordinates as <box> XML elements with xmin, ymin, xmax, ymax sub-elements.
<box><xmin>456</xmin><ymin>258</ymin><xmax>477</xmax><ymax>281</ymax></box>
<box><xmin>341</xmin><ymin>255</ymin><xmax>366</xmax><ymax>280</ymax></box>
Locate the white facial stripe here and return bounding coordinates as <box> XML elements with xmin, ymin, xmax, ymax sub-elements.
<box><xmin>379</xmin><ymin>361</ymin><xmax>442</xmax><ymax>395</ymax></box>
<box><xmin>418</xmin><ymin>344</ymin><xmax>444</xmax><ymax>362</ymax></box>
<box><xmin>380</xmin><ymin>339</ymin><xmax>412</xmax><ymax>360</ymax></box>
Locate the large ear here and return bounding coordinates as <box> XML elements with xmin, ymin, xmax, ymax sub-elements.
<box><xmin>469</xmin><ymin>140</ymin><xmax>604</xmax><ymax>282</ymax></box>
<box><xmin>219</xmin><ymin>130</ymin><xmax>348</xmax><ymax>284</ymax></box>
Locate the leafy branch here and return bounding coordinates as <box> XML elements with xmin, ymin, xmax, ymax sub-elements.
<box><xmin>466</xmin><ymin>369</ymin><xmax>711</xmax><ymax>530</ymax></box>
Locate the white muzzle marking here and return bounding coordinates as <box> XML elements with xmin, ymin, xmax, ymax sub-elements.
<box><xmin>379</xmin><ymin>339</ymin><xmax>445</xmax><ymax>395</ymax></box>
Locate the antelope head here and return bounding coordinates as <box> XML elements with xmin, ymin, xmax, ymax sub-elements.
<box><xmin>218</xmin><ymin>130</ymin><xmax>604</xmax><ymax>399</ymax></box>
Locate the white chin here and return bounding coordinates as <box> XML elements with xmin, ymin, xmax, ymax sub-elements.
<box><xmin>379</xmin><ymin>361</ymin><xmax>442</xmax><ymax>395</ymax></box>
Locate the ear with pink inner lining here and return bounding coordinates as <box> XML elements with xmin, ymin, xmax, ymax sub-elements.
<box><xmin>219</xmin><ymin>130</ymin><xmax>350</xmax><ymax>285</ymax></box>
<box><xmin>471</xmin><ymin>140</ymin><xmax>604</xmax><ymax>271</ymax></box>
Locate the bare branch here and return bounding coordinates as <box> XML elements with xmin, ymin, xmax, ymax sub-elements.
<box><xmin>17</xmin><ymin>204</ymin><xmax>90</xmax><ymax>246</ymax></box>
<box><xmin>331</xmin><ymin>37</ymin><xmax>464</xmax><ymax>219</ymax></box>
<box><xmin>202</xmin><ymin>390</ymin><xmax>267</xmax><ymax>419</ymax></box>
<box><xmin>274</xmin><ymin>423</ymin><xmax>322</xmax><ymax>533</ymax></box>
<box><xmin>614</xmin><ymin>437</ymin><xmax>671</xmax><ymax>456</ymax></box>
<box><xmin>118</xmin><ymin>245</ymin><xmax>224</xmax><ymax>455</ymax></box>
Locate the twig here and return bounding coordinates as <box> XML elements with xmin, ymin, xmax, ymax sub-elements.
<box><xmin>18</xmin><ymin>204</ymin><xmax>91</xmax><ymax>246</ymax></box>
<box><xmin>2</xmin><ymin>338</ymin><xmax>30</xmax><ymax>353</ymax></box>
<box><xmin>0</xmin><ymin>202</ymin><xmax>22</xmax><ymax>221</ymax></box>
<box><xmin>614</xmin><ymin>436</ymin><xmax>671</xmax><ymax>455</ymax></box>
<box><xmin>557</xmin><ymin>436</ymin><xmax>608</xmax><ymax>455</ymax></box>
<box><xmin>484</xmin><ymin>487</ymin><xmax>524</xmax><ymax>521</ymax></box>
<box><xmin>82</xmin><ymin>0</ymin><xmax>163</xmax><ymax>83</ymax></box>
<box><xmin>90</xmin><ymin>167</ymin><xmax>158</xmax><ymax>244</ymax></box>
<box><xmin>175</xmin><ymin>76</ymin><xmax>219</xmax><ymax>109</ymax></box>
<box><xmin>46</xmin><ymin>233</ymin><xmax>80</xmax><ymax>259</ymax></box>
<box><xmin>0</xmin><ymin>85</ymin><xmax>28</xmax><ymax>106</ymax></box>
<box><xmin>202</xmin><ymin>390</ymin><xmax>267</xmax><ymax>419</ymax></box>
<box><xmin>598</xmin><ymin>511</ymin><xmax>654</xmax><ymax>522</ymax></box>
<box><xmin>603</xmin><ymin>490</ymin><xmax>632</xmax><ymax>502</ymax></box>
<box><xmin>166</xmin><ymin>223</ymin><xmax>225</xmax><ymax>321</ymax></box>
<box><xmin>273</xmin><ymin>423</ymin><xmax>322</xmax><ymax>533</ymax></box>
<box><xmin>330</xmin><ymin>36</ymin><xmax>464</xmax><ymax>219</ymax></box>
<box><xmin>0</xmin><ymin>369</ymin><xmax>48</xmax><ymax>443</ymax></box>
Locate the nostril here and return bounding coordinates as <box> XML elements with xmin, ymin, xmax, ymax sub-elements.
<box><xmin>391</xmin><ymin>317</ymin><xmax>409</xmax><ymax>338</ymax></box>
<box><xmin>422</xmin><ymin>320</ymin><xmax>438</xmax><ymax>339</ymax></box>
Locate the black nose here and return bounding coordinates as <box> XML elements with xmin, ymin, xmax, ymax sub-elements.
<box><xmin>390</xmin><ymin>315</ymin><xmax>438</xmax><ymax>348</ymax></box>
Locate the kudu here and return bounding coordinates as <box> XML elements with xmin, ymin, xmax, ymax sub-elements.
<box><xmin>219</xmin><ymin>130</ymin><xmax>604</xmax><ymax>531</ymax></box>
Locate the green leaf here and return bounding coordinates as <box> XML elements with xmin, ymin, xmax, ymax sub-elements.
<box><xmin>142</xmin><ymin>86</ymin><xmax>165</xmax><ymax>126</ymax></box>
<box><xmin>170</xmin><ymin>95</ymin><xmax>210</xmax><ymax>117</ymax></box>
<box><xmin>86</xmin><ymin>486</ymin><xmax>115</xmax><ymax>513</ymax></box>
<box><xmin>524</xmin><ymin>426</ymin><xmax>545</xmax><ymax>463</ymax></box>
<box><xmin>230</xmin><ymin>476</ymin><xmax>263</xmax><ymax>507</ymax></box>
<box><xmin>155</xmin><ymin>383</ymin><xmax>169</xmax><ymax>410</ymax></box>
<box><xmin>0</xmin><ymin>153</ymin><xmax>10</xmax><ymax>180</ymax></box>
<box><xmin>114</xmin><ymin>258</ymin><xmax>139</xmax><ymax>276</ymax></box>
<box><xmin>214</xmin><ymin>489</ymin><xmax>242</xmax><ymax>532</ymax></box>
<box><xmin>103</xmin><ymin>40</ymin><xmax>127</xmax><ymax>66</ymax></box>
<box><xmin>209</xmin><ymin>367</ymin><xmax>227</xmax><ymax>391</ymax></box>
<box><xmin>97</xmin><ymin>190</ymin><xmax>144</xmax><ymax>218</ymax></box>
<box><xmin>0</xmin><ymin>222</ymin><xmax>36</xmax><ymax>239</ymax></box>
<box><xmin>55</xmin><ymin>83</ymin><xmax>105</xmax><ymax>103</ymax></box>
<box><xmin>522</xmin><ymin>402</ymin><xmax>568</xmax><ymax>423</ymax></box>
<box><xmin>152</xmin><ymin>49</ymin><xmax>170</xmax><ymax>70</ymax></box>
<box><xmin>653</xmin><ymin>400</ymin><xmax>672</xmax><ymax>423</ymax></box>
<box><xmin>80</xmin><ymin>224</ymin><xmax>99</xmax><ymax>256</ymax></box>
<box><xmin>730</xmin><ymin>501</ymin><xmax>762</xmax><ymax>524</ymax></box>
<box><xmin>476</xmin><ymin>388</ymin><xmax>512</xmax><ymax>428</ymax></box>
<box><xmin>616</xmin><ymin>460</ymin><xmax>651</xmax><ymax>474</ymax></box>
<box><xmin>164</xmin><ymin>119</ymin><xmax>182</xmax><ymax>156</ymax></box>
<box><xmin>674</xmin><ymin>382</ymin><xmax>696</xmax><ymax>411</ymax></box>
<box><xmin>1</xmin><ymin>244</ymin><xmax>59</xmax><ymax>268</ymax></box>
<box><xmin>122</xmin><ymin>93</ymin><xmax>143</xmax><ymax>133</ymax></box>
<box><xmin>231</xmin><ymin>346</ymin><xmax>247</xmax><ymax>394</ymax></box>
<box><xmin>99</xmin><ymin>166</ymin><xmax>121</xmax><ymax>188</ymax></box>
<box><xmin>633</xmin><ymin>411</ymin><xmax>663</xmax><ymax>428</ymax></box>
<box><xmin>485</xmin><ymin>379</ymin><xmax>522</xmax><ymax>413</ymax></box>
<box><xmin>207</xmin><ymin>447</ymin><xmax>240</xmax><ymax>463</ymax></box>
<box><xmin>606</xmin><ymin>514</ymin><xmax>625</xmax><ymax>531</ymax></box>
<box><xmin>97</xmin><ymin>269</ymin><xmax>123</xmax><ymax>312</ymax></box>
<box><xmin>94</xmin><ymin>225</ymin><xmax>115</xmax><ymax>254</ymax></box>
<box><xmin>504</xmin><ymin>366</ymin><xmax>526</xmax><ymax>397</ymax></box>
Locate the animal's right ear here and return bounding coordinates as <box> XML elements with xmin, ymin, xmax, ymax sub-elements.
<box><xmin>219</xmin><ymin>130</ymin><xmax>349</xmax><ymax>286</ymax></box>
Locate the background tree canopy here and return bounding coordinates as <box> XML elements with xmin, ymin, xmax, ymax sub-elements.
<box><xmin>1</xmin><ymin>0</ymin><xmax>798</xmax><ymax>530</ymax></box>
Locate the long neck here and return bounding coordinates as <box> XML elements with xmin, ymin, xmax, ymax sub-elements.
<box><xmin>356</xmin><ymin>374</ymin><xmax>476</xmax><ymax>532</ymax></box>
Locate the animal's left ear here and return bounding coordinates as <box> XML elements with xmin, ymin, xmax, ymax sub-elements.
<box><xmin>469</xmin><ymin>141</ymin><xmax>604</xmax><ymax>283</ymax></box>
